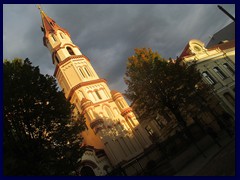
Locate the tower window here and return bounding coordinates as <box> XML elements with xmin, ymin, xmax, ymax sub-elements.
<box><xmin>223</xmin><ymin>63</ymin><xmax>235</xmax><ymax>74</ymax></box>
<box><xmin>88</xmin><ymin>92</ymin><xmax>97</xmax><ymax>101</ymax></box>
<box><xmin>67</xmin><ymin>47</ymin><xmax>75</xmax><ymax>55</ymax></box>
<box><xmin>95</xmin><ymin>91</ymin><xmax>102</xmax><ymax>100</ymax></box>
<box><xmin>52</xmin><ymin>34</ymin><xmax>56</xmax><ymax>42</ymax></box>
<box><xmin>202</xmin><ymin>71</ymin><xmax>216</xmax><ymax>85</ymax></box>
<box><xmin>145</xmin><ymin>125</ymin><xmax>154</xmax><ymax>136</ymax></box>
<box><xmin>60</xmin><ymin>33</ymin><xmax>64</xmax><ymax>39</ymax></box>
<box><xmin>213</xmin><ymin>67</ymin><xmax>227</xmax><ymax>79</ymax></box>
<box><xmin>84</xmin><ymin>67</ymin><xmax>91</xmax><ymax>77</ymax></box>
<box><xmin>99</xmin><ymin>89</ymin><xmax>107</xmax><ymax>99</ymax></box>
<box><xmin>79</xmin><ymin>68</ymin><xmax>86</xmax><ymax>78</ymax></box>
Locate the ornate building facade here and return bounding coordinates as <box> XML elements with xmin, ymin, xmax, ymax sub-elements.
<box><xmin>38</xmin><ymin>7</ymin><xmax>152</xmax><ymax>176</ymax></box>
<box><xmin>131</xmin><ymin>39</ymin><xmax>235</xmax><ymax>145</ymax></box>
<box><xmin>179</xmin><ymin>39</ymin><xmax>235</xmax><ymax>119</ymax></box>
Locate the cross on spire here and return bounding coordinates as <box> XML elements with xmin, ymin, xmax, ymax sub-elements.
<box><xmin>37</xmin><ymin>4</ymin><xmax>42</xmax><ymax>11</ymax></box>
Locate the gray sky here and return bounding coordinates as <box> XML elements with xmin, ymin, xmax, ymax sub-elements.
<box><xmin>3</xmin><ymin>4</ymin><xmax>235</xmax><ymax>95</ymax></box>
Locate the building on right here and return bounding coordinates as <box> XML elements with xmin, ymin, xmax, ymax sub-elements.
<box><xmin>206</xmin><ymin>22</ymin><xmax>235</xmax><ymax>48</ymax></box>
<box><xmin>179</xmin><ymin>39</ymin><xmax>235</xmax><ymax>120</ymax></box>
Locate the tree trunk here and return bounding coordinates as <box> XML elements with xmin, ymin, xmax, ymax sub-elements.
<box><xmin>170</xmin><ymin>108</ymin><xmax>187</xmax><ymax>129</ymax></box>
<box><xmin>169</xmin><ymin>107</ymin><xmax>207</xmax><ymax>158</ymax></box>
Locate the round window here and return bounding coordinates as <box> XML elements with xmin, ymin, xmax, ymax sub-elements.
<box><xmin>194</xmin><ymin>45</ymin><xmax>201</xmax><ymax>52</ymax></box>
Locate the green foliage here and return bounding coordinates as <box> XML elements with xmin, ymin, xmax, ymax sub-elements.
<box><xmin>125</xmin><ymin>48</ymin><xmax>212</xmax><ymax>127</ymax></box>
<box><xmin>3</xmin><ymin>58</ymin><xmax>85</xmax><ymax>175</ymax></box>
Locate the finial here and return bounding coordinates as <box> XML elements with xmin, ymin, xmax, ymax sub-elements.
<box><xmin>37</xmin><ymin>4</ymin><xmax>43</xmax><ymax>12</ymax></box>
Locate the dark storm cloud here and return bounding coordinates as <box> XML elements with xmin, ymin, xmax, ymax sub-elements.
<box><xmin>3</xmin><ymin>4</ymin><xmax>235</xmax><ymax>95</ymax></box>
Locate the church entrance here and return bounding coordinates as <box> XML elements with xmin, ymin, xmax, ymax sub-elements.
<box><xmin>80</xmin><ymin>166</ymin><xmax>96</xmax><ymax>176</ymax></box>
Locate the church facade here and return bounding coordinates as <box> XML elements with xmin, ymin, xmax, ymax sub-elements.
<box><xmin>38</xmin><ymin>7</ymin><xmax>152</xmax><ymax>175</ymax></box>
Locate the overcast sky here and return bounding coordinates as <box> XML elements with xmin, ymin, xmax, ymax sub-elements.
<box><xmin>3</xmin><ymin>4</ymin><xmax>235</xmax><ymax>95</ymax></box>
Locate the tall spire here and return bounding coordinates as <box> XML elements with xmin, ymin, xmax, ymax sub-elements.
<box><xmin>37</xmin><ymin>5</ymin><xmax>70</xmax><ymax>46</ymax></box>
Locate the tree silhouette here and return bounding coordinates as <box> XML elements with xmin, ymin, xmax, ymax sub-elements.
<box><xmin>4</xmin><ymin>58</ymin><xmax>85</xmax><ymax>175</ymax></box>
<box><xmin>124</xmin><ymin>48</ymin><xmax>213</xmax><ymax>130</ymax></box>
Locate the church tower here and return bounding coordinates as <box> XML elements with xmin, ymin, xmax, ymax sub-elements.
<box><xmin>38</xmin><ymin>6</ymin><xmax>152</xmax><ymax>174</ymax></box>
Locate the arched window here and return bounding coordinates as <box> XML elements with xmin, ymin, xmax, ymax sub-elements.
<box><xmin>223</xmin><ymin>92</ymin><xmax>235</xmax><ymax>106</ymax></box>
<box><xmin>95</xmin><ymin>91</ymin><xmax>102</xmax><ymax>100</ymax></box>
<box><xmin>213</xmin><ymin>67</ymin><xmax>227</xmax><ymax>79</ymax></box>
<box><xmin>223</xmin><ymin>63</ymin><xmax>235</xmax><ymax>74</ymax></box>
<box><xmin>79</xmin><ymin>68</ymin><xmax>86</xmax><ymax>78</ymax></box>
<box><xmin>84</xmin><ymin>67</ymin><xmax>91</xmax><ymax>77</ymax></box>
<box><xmin>51</xmin><ymin>34</ymin><xmax>56</xmax><ymax>42</ymax></box>
<box><xmin>67</xmin><ymin>47</ymin><xmax>75</xmax><ymax>55</ymax></box>
<box><xmin>202</xmin><ymin>71</ymin><xmax>216</xmax><ymax>85</ymax></box>
<box><xmin>88</xmin><ymin>91</ymin><xmax>96</xmax><ymax>101</ymax></box>
<box><xmin>145</xmin><ymin>125</ymin><xmax>154</xmax><ymax>136</ymax></box>
<box><xmin>99</xmin><ymin>89</ymin><xmax>106</xmax><ymax>99</ymax></box>
<box><xmin>80</xmin><ymin>166</ymin><xmax>95</xmax><ymax>176</ymax></box>
<box><xmin>104</xmin><ymin>106</ymin><xmax>114</xmax><ymax>118</ymax></box>
<box><xmin>60</xmin><ymin>33</ymin><xmax>64</xmax><ymax>39</ymax></box>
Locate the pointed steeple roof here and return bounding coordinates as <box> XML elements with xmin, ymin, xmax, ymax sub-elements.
<box><xmin>37</xmin><ymin>5</ymin><xmax>70</xmax><ymax>46</ymax></box>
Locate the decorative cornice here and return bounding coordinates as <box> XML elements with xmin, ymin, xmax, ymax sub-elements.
<box><xmin>111</xmin><ymin>90</ymin><xmax>123</xmax><ymax>101</ymax></box>
<box><xmin>121</xmin><ymin>107</ymin><xmax>133</xmax><ymax>117</ymax></box>
<box><xmin>67</xmin><ymin>78</ymin><xmax>107</xmax><ymax>100</ymax></box>
<box><xmin>54</xmin><ymin>54</ymin><xmax>91</xmax><ymax>76</ymax></box>
<box><xmin>90</xmin><ymin>119</ymin><xmax>104</xmax><ymax>129</ymax></box>
<box><xmin>52</xmin><ymin>43</ymin><xmax>80</xmax><ymax>54</ymax></box>
<box><xmin>92</xmin><ymin>99</ymin><xmax>114</xmax><ymax>107</ymax></box>
<box><xmin>179</xmin><ymin>39</ymin><xmax>235</xmax><ymax>60</ymax></box>
<box><xmin>80</xmin><ymin>99</ymin><xmax>114</xmax><ymax>115</ymax></box>
<box><xmin>80</xmin><ymin>98</ymin><xmax>93</xmax><ymax>111</ymax></box>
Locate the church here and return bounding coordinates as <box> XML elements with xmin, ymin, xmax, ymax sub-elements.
<box><xmin>38</xmin><ymin>6</ymin><xmax>153</xmax><ymax>175</ymax></box>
